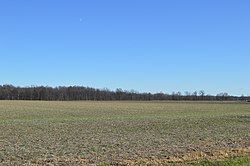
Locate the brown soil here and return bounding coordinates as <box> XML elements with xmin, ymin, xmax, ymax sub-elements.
<box><xmin>116</xmin><ymin>147</ymin><xmax>250</xmax><ymax>166</ymax></box>
<box><xmin>114</xmin><ymin>147</ymin><xmax>250</xmax><ymax>166</ymax></box>
<box><xmin>8</xmin><ymin>147</ymin><xmax>248</xmax><ymax>166</ymax></box>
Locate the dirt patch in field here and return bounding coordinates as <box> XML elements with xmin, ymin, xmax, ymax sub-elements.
<box><xmin>3</xmin><ymin>147</ymin><xmax>248</xmax><ymax>165</ymax></box>
<box><xmin>113</xmin><ymin>147</ymin><xmax>250</xmax><ymax>166</ymax></box>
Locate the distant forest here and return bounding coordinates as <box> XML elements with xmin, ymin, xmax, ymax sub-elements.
<box><xmin>0</xmin><ymin>85</ymin><xmax>249</xmax><ymax>101</ymax></box>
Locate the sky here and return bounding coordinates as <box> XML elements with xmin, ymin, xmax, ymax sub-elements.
<box><xmin>0</xmin><ymin>0</ymin><xmax>249</xmax><ymax>96</ymax></box>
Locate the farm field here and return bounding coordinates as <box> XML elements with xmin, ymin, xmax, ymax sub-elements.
<box><xmin>0</xmin><ymin>101</ymin><xmax>249</xmax><ymax>165</ymax></box>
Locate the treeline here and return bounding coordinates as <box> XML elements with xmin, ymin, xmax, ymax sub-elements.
<box><xmin>0</xmin><ymin>85</ymin><xmax>249</xmax><ymax>101</ymax></box>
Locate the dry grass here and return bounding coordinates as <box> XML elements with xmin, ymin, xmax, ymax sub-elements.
<box><xmin>0</xmin><ymin>101</ymin><xmax>249</xmax><ymax>165</ymax></box>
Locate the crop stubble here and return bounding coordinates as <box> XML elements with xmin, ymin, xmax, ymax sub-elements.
<box><xmin>0</xmin><ymin>101</ymin><xmax>249</xmax><ymax>165</ymax></box>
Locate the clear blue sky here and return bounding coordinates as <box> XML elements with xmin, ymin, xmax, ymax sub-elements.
<box><xmin>0</xmin><ymin>0</ymin><xmax>249</xmax><ymax>96</ymax></box>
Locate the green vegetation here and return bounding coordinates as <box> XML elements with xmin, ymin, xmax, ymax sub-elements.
<box><xmin>194</xmin><ymin>156</ymin><xmax>250</xmax><ymax>166</ymax></box>
<box><xmin>0</xmin><ymin>101</ymin><xmax>249</xmax><ymax>165</ymax></box>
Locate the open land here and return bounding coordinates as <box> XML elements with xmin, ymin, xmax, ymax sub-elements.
<box><xmin>0</xmin><ymin>101</ymin><xmax>249</xmax><ymax>165</ymax></box>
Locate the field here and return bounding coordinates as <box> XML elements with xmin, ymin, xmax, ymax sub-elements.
<box><xmin>0</xmin><ymin>101</ymin><xmax>249</xmax><ymax>165</ymax></box>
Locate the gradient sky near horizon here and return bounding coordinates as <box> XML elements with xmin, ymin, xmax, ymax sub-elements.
<box><xmin>0</xmin><ymin>0</ymin><xmax>249</xmax><ymax>96</ymax></box>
